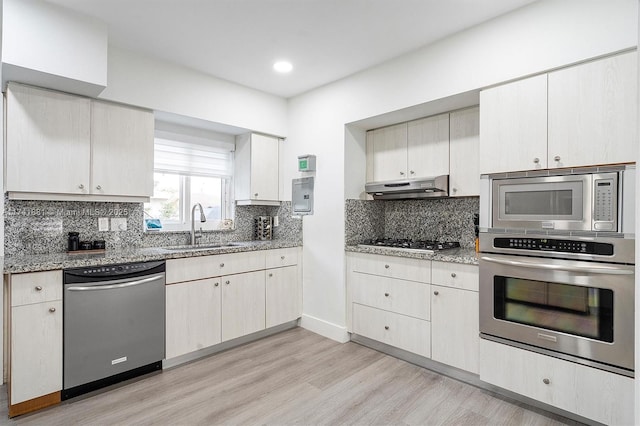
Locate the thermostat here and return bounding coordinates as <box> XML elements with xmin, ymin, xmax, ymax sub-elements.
<box><xmin>298</xmin><ymin>155</ymin><xmax>316</xmax><ymax>172</ymax></box>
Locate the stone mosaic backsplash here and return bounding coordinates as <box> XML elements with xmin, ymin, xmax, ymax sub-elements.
<box><xmin>345</xmin><ymin>197</ymin><xmax>479</xmax><ymax>248</ymax></box>
<box><xmin>5</xmin><ymin>198</ymin><xmax>302</xmax><ymax>256</ymax></box>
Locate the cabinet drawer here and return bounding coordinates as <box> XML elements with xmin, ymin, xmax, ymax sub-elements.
<box><xmin>351</xmin><ymin>272</ymin><xmax>430</xmax><ymax>320</ymax></box>
<box><xmin>431</xmin><ymin>261</ymin><xmax>478</xmax><ymax>291</ymax></box>
<box><xmin>479</xmin><ymin>339</ymin><xmax>634</xmax><ymax>425</ymax></box>
<box><xmin>265</xmin><ymin>247</ymin><xmax>299</xmax><ymax>269</ymax></box>
<box><xmin>352</xmin><ymin>303</ymin><xmax>430</xmax><ymax>358</ymax></box>
<box><xmin>11</xmin><ymin>270</ymin><xmax>62</xmax><ymax>306</ymax></box>
<box><xmin>167</xmin><ymin>251</ymin><xmax>266</xmax><ymax>283</ymax></box>
<box><xmin>350</xmin><ymin>253</ymin><xmax>430</xmax><ymax>283</ymax></box>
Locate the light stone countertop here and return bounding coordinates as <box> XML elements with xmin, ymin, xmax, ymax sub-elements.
<box><xmin>345</xmin><ymin>244</ymin><xmax>479</xmax><ymax>265</ymax></box>
<box><xmin>3</xmin><ymin>240</ymin><xmax>302</xmax><ymax>274</ymax></box>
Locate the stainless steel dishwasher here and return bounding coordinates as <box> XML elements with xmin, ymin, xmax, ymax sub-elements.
<box><xmin>63</xmin><ymin>260</ymin><xmax>166</xmax><ymax>400</ymax></box>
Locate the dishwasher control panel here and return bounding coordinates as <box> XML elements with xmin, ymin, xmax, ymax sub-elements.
<box><xmin>64</xmin><ymin>260</ymin><xmax>166</xmax><ymax>282</ymax></box>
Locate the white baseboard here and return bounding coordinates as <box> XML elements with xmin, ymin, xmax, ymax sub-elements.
<box><xmin>300</xmin><ymin>314</ymin><xmax>350</xmax><ymax>343</ymax></box>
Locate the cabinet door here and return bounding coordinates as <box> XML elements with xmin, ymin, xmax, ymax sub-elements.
<box><xmin>6</xmin><ymin>83</ymin><xmax>91</xmax><ymax>194</ymax></box>
<box><xmin>11</xmin><ymin>300</ymin><xmax>63</xmax><ymax>404</ymax></box>
<box><xmin>266</xmin><ymin>266</ymin><xmax>300</xmax><ymax>328</ymax></box>
<box><xmin>431</xmin><ymin>285</ymin><xmax>479</xmax><ymax>374</ymax></box>
<box><xmin>91</xmin><ymin>100</ymin><xmax>154</xmax><ymax>197</ymax></box>
<box><xmin>449</xmin><ymin>107</ymin><xmax>479</xmax><ymax>197</ymax></box>
<box><xmin>221</xmin><ymin>270</ymin><xmax>266</xmax><ymax>341</ymax></box>
<box><xmin>165</xmin><ymin>278</ymin><xmax>221</xmax><ymax>359</ymax></box>
<box><xmin>548</xmin><ymin>51</ymin><xmax>637</xmax><ymax>168</ymax></box>
<box><xmin>250</xmin><ymin>134</ymin><xmax>279</xmax><ymax>201</ymax></box>
<box><xmin>479</xmin><ymin>74</ymin><xmax>547</xmax><ymax>174</ymax></box>
<box><xmin>371</xmin><ymin>123</ymin><xmax>408</xmax><ymax>181</ymax></box>
<box><xmin>407</xmin><ymin>113</ymin><xmax>449</xmax><ymax>178</ymax></box>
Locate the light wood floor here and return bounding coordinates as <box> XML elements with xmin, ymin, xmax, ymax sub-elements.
<box><xmin>1</xmin><ymin>327</ymin><xmax>580</xmax><ymax>425</ymax></box>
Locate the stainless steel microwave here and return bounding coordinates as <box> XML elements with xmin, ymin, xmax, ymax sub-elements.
<box><xmin>479</xmin><ymin>164</ymin><xmax>635</xmax><ymax>234</ymax></box>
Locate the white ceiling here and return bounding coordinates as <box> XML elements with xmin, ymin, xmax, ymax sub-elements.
<box><xmin>44</xmin><ymin>0</ymin><xmax>537</xmax><ymax>98</ymax></box>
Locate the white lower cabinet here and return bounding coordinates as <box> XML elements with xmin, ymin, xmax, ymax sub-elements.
<box><xmin>266</xmin><ymin>266</ymin><xmax>300</xmax><ymax>328</ymax></box>
<box><xmin>8</xmin><ymin>270</ymin><xmax>63</xmax><ymax>413</ymax></box>
<box><xmin>430</xmin><ymin>261</ymin><xmax>479</xmax><ymax>374</ymax></box>
<box><xmin>352</xmin><ymin>303</ymin><xmax>431</xmax><ymax>358</ymax></box>
<box><xmin>166</xmin><ymin>248</ymin><xmax>301</xmax><ymax>358</ymax></box>
<box><xmin>479</xmin><ymin>339</ymin><xmax>634</xmax><ymax>425</ymax></box>
<box><xmin>221</xmin><ymin>270</ymin><xmax>266</xmax><ymax>341</ymax></box>
<box><xmin>165</xmin><ymin>278</ymin><xmax>222</xmax><ymax>359</ymax></box>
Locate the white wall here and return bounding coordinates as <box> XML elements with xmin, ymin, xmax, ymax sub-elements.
<box><xmin>1</xmin><ymin>0</ymin><xmax>107</xmax><ymax>96</ymax></box>
<box><xmin>99</xmin><ymin>47</ymin><xmax>288</xmax><ymax>138</ymax></box>
<box><xmin>285</xmin><ymin>0</ymin><xmax>638</xmax><ymax>341</ymax></box>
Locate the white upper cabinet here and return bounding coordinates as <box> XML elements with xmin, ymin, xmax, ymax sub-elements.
<box><xmin>370</xmin><ymin>123</ymin><xmax>408</xmax><ymax>182</ymax></box>
<box><xmin>480</xmin><ymin>51</ymin><xmax>637</xmax><ymax>174</ymax></box>
<box><xmin>548</xmin><ymin>51</ymin><xmax>637</xmax><ymax>168</ymax></box>
<box><xmin>367</xmin><ymin>114</ymin><xmax>449</xmax><ymax>183</ymax></box>
<box><xmin>235</xmin><ymin>133</ymin><xmax>280</xmax><ymax>205</ymax></box>
<box><xmin>91</xmin><ymin>100</ymin><xmax>154</xmax><ymax>197</ymax></box>
<box><xmin>407</xmin><ymin>113</ymin><xmax>449</xmax><ymax>178</ymax></box>
<box><xmin>449</xmin><ymin>107</ymin><xmax>480</xmax><ymax>197</ymax></box>
<box><xmin>6</xmin><ymin>83</ymin><xmax>92</xmax><ymax>195</ymax></box>
<box><xmin>5</xmin><ymin>83</ymin><xmax>154</xmax><ymax>201</ymax></box>
<box><xmin>479</xmin><ymin>74</ymin><xmax>548</xmax><ymax>174</ymax></box>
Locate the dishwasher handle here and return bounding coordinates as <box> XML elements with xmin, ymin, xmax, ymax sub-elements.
<box><xmin>66</xmin><ymin>274</ymin><xmax>165</xmax><ymax>291</ymax></box>
<box><xmin>480</xmin><ymin>256</ymin><xmax>634</xmax><ymax>275</ymax></box>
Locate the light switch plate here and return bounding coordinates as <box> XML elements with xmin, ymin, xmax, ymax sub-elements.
<box><xmin>98</xmin><ymin>217</ymin><xmax>109</xmax><ymax>232</ymax></box>
<box><xmin>111</xmin><ymin>218</ymin><xmax>127</xmax><ymax>231</ymax></box>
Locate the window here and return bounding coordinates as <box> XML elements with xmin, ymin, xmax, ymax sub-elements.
<box><xmin>144</xmin><ymin>125</ymin><xmax>234</xmax><ymax>231</ymax></box>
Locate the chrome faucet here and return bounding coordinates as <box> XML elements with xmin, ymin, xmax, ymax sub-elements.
<box><xmin>190</xmin><ymin>203</ymin><xmax>207</xmax><ymax>245</ymax></box>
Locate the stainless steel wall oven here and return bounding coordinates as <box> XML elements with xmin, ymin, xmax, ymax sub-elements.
<box><xmin>479</xmin><ymin>165</ymin><xmax>635</xmax><ymax>378</ymax></box>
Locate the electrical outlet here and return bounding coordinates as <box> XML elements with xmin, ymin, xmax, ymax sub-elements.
<box><xmin>273</xmin><ymin>216</ymin><xmax>279</xmax><ymax>227</ymax></box>
<box><xmin>98</xmin><ymin>217</ymin><xmax>109</xmax><ymax>232</ymax></box>
<box><xmin>111</xmin><ymin>218</ymin><xmax>127</xmax><ymax>231</ymax></box>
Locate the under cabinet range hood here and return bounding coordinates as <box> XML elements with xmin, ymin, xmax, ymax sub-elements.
<box><xmin>365</xmin><ymin>175</ymin><xmax>449</xmax><ymax>200</ymax></box>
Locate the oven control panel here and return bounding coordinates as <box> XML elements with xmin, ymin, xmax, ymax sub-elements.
<box><xmin>494</xmin><ymin>237</ymin><xmax>614</xmax><ymax>256</ymax></box>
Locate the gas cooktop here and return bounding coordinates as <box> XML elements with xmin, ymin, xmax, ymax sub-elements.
<box><xmin>358</xmin><ymin>238</ymin><xmax>461</xmax><ymax>253</ymax></box>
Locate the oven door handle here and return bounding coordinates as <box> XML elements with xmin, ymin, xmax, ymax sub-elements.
<box><xmin>480</xmin><ymin>256</ymin><xmax>634</xmax><ymax>275</ymax></box>
<box><xmin>66</xmin><ymin>274</ymin><xmax>165</xmax><ymax>291</ymax></box>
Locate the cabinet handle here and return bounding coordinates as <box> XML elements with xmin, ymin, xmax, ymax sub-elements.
<box><xmin>533</xmin><ymin>157</ymin><xmax>540</xmax><ymax>164</ymax></box>
<box><xmin>409</xmin><ymin>170</ymin><xmax>415</xmax><ymax>175</ymax></box>
<box><xmin>384</xmin><ymin>292</ymin><xmax>389</xmax><ymax>297</ymax></box>
<box><xmin>78</xmin><ymin>184</ymin><xmax>85</xmax><ymax>190</ymax></box>
<box><xmin>384</xmin><ymin>326</ymin><xmax>389</xmax><ymax>330</ymax></box>
<box><xmin>225</xmin><ymin>280</ymin><xmax>230</xmax><ymax>285</ymax></box>
<box><xmin>268</xmin><ymin>273</ymin><xmax>273</xmax><ymax>277</ymax></box>
<box><xmin>254</xmin><ymin>193</ymin><xmax>259</xmax><ymax>197</ymax></box>
<box><xmin>554</xmin><ymin>156</ymin><xmax>561</xmax><ymax>162</ymax></box>
<box><xmin>451</xmin><ymin>272</ymin><xmax>457</xmax><ymax>278</ymax></box>
<box><xmin>434</xmin><ymin>291</ymin><xmax>439</xmax><ymax>296</ymax></box>
<box><xmin>281</xmin><ymin>256</ymin><xmax>285</xmax><ymax>260</ymax></box>
<box><xmin>384</xmin><ymin>264</ymin><xmax>390</xmax><ymax>269</ymax></box>
<box><xmin>543</xmin><ymin>378</ymin><xmax>550</xmax><ymax>385</ymax></box>
<box><xmin>49</xmin><ymin>307</ymin><xmax>56</xmax><ymax>313</ymax></box>
<box><xmin>399</xmin><ymin>171</ymin><xmax>405</xmax><ymax>176</ymax></box>
<box><xmin>214</xmin><ymin>282</ymin><xmax>219</xmax><ymax>287</ymax></box>
<box><xmin>220</xmin><ymin>263</ymin><xmax>225</xmax><ymax>268</ymax></box>
<box><xmin>35</xmin><ymin>286</ymin><xmax>43</xmax><ymax>291</ymax></box>
<box><xmin>452</xmin><ymin>187</ymin><xmax>457</xmax><ymax>193</ymax></box>
<box><xmin>96</xmin><ymin>185</ymin><xmax>102</xmax><ymax>190</ymax></box>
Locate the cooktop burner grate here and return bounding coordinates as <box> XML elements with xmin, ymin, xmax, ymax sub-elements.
<box><xmin>359</xmin><ymin>238</ymin><xmax>461</xmax><ymax>252</ymax></box>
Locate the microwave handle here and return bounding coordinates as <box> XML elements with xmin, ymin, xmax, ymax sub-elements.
<box><xmin>480</xmin><ymin>256</ymin><xmax>634</xmax><ymax>275</ymax></box>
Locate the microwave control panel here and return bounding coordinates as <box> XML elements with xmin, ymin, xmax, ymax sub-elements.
<box><xmin>593</xmin><ymin>176</ymin><xmax>617</xmax><ymax>231</ymax></box>
<box><xmin>494</xmin><ymin>237</ymin><xmax>614</xmax><ymax>256</ymax></box>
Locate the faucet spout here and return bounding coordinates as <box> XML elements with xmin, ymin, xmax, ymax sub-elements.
<box><xmin>190</xmin><ymin>203</ymin><xmax>207</xmax><ymax>245</ymax></box>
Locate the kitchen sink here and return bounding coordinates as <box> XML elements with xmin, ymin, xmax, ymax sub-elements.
<box><xmin>161</xmin><ymin>243</ymin><xmax>242</xmax><ymax>251</ymax></box>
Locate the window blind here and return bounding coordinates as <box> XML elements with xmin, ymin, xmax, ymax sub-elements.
<box><xmin>154</xmin><ymin>137</ymin><xmax>233</xmax><ymax>178</ymax></box>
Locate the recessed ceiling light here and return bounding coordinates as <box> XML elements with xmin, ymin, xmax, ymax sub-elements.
<box><xmin>273</xmin><ymin>61</ymin><xmax>293</xmax><ymax>73</ymax></box>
